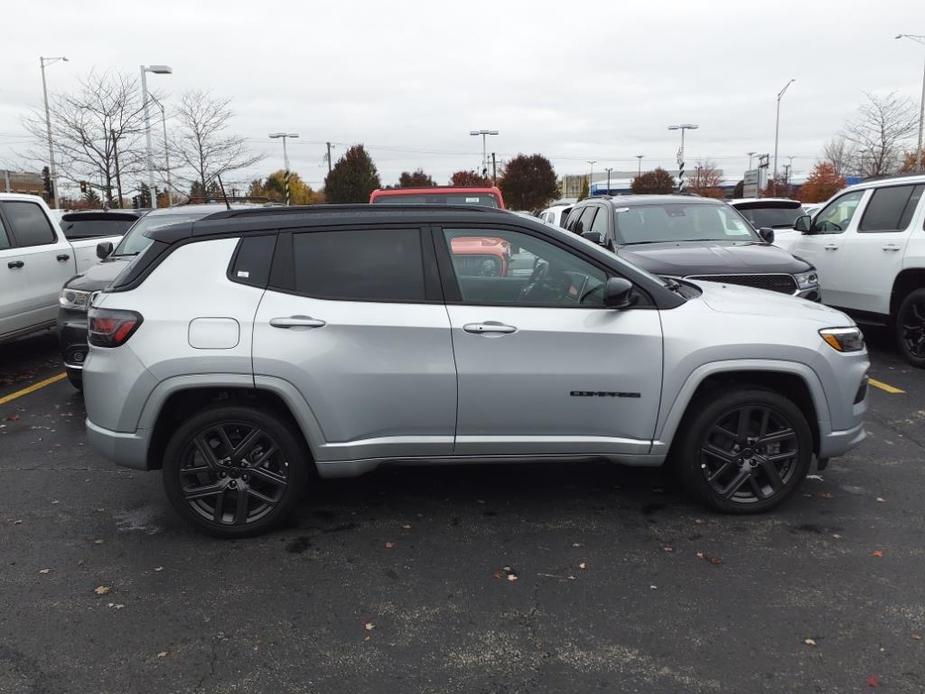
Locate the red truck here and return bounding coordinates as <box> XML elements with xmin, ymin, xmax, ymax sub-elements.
<box><xmin>369</xmin><ymin>186</ymin><xmax>505</xmax><ymax>209</ymax></box>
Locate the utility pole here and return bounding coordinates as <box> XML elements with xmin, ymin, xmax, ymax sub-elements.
<box><xmin>605</xmin><ymin>167</ymin><xmax>613</xmax><ymax>193</ymax></box>
<box><xmin>773</xmin><ymin>78</ymin><xmax>796</xmax><ymax>196</ymax></box>
<box><xmin>491</xmin><ymin>152</ymin><xmax>497</xmax><ymax>184</ymax></box>
<box><xmin>269</xmin><ymin>132</ymin><xmax>298</xmax><ymax>205</ymax></box>
<box><xmin>326</xmin><ymin>142</ymin><xmax>334</xmax><ymax>174</ymax></box>
<box><xmin>40</xmin><ymin>56</ymin><xmax>67</xmax><ymax>208</ymax></box>
<box><xmin>668</xmin><ymin>124</ymin><xmax>698</xmax><ymax>192</ymax></box>
<box><xmin>896</xmin><ymin>34</ymin><xmax>925</xmax><ymax>171</ymax></box>
<box><xmin>470</xmin><ymin>129</ymin><xmax>499</xmax><ymax>177</ymax></box>
<box><xmin>635</xmin><ymin>155</ymin><xmax>644</xmax><ymax>177</ymax></box>
<box><xmin>111</xmin><ymin>129</ymin><xmax>123</xmax><ymax>208</ymax></box>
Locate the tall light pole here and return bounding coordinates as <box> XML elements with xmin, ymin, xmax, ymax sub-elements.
<box><xmin>40</xmin><ymin>56</ymin><xmax>68</xmax><ymax>209</ymax></box>
<box><xmin>773</xmin><ymin>78</ymin><xmax>796</xmax><ymax>195</ymax></box>
<box><xmin>668</xmin><ymin>123</ymin><xmax>698</xmax><ymax>191</ymax></box>
<box><xmin>747</xmin><ymin>151</ymin><xmax>757</xmax><ymax>170</ymax></box>
<box><xmin>140</xmin><ymin>64</ymin><xmax>172</xmax><ymax>208</ymax></box>
<box><xmin>896</xmin><ymin>34</ymin><xmax>925</xmax><ymax>171</ymax></box>
<box><xmin>469</xmin><ymin>129</ymin><xmax>499</xmax><ymax>178</ymax></box>
<box><xmin>605</xmin><ymin>167</ymin><xmax>613</xmax><ymax>193</ymax></box>
<box><xmin>269</xmin><ymin>133</ymin><xmax>299</xmax><ymax>205</ymax></box>
<box><xmin>147</xmin><ymin>94</ymin><xmax>172</xmax><ymax>206</ymax></box>
<box><xmin>635</xmin><ymin>154</ymin><xmax>644</xmax><ymax>177</ymax></box>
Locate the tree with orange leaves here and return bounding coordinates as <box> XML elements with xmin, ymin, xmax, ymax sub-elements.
<box><xmin>799</xmin><ymin>162</ymin><xmax>845</xmax><ymax>203</ymax></box>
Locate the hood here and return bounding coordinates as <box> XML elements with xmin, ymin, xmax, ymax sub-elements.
<box><xmin>64</xmin><ymin>257</ymin><xmax>132</xmax><ymax>291</ymax></box>
<box><xmin>617</xmin><ymin>241</ymin><xmax>812</xmax><ymax>276</ymax></box>
<box><xmin>690</xmin><ymin>278</ymin><xmax>851</xmax><ymax>324</ymax></box>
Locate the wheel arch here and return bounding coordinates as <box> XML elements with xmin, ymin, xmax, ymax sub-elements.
<box><xmin>890</xmin><ymin>268</ymin><xmax>925</xmax><ymax>318</ymax></box>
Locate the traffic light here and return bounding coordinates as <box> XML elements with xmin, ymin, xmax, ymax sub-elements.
<box><xmin>80</xmin><ymin>180</ymin><xmax>88</xmax><ymax>193</ymax></box>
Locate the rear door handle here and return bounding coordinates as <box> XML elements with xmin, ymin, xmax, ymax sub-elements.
<box><xmin>463</xmin><ymin>321</ymin><xmax>517</xmax><ymax>335</ymax></box>
<box><xmin>7</xmin><ymin>260</ymin><xmax>24</xmax><ymax>269</ymax></box>
<box><xmin>882</xmin><ymin>244</ymin><xmax>901</xmax><ymax>252</ymax></box>
<box><xmin>823</xmin><ymin>245</ymin><xmax>839</xmax><ymax>251</ymax></box>
<box><xmin>269</xmin><ymin>315</ymin><xmax>326</xmax><ymax>329</ymax></box>
<box><xmin>56</xmin><ymin>253</ymin><xmax>70</xmax><ymax>262</ymax></box>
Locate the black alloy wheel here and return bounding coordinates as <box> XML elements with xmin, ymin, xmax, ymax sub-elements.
<box><xmin>163</xmin><ymin>406</ymin><xmax>307</xmax><ymax>537</ymax></box>
<box><xmin>897</xmin><ymin>289</ymin><xmax>925</xmax><ymax>367</ymax></box>
<box><xmin>679</xmin><ymin>388</ymin><xmax>812</xmax><ymax>513</ymax></box>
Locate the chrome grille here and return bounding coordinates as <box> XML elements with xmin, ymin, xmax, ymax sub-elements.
<box><xmin>686</xmin><ymin>273</ymin><xmax>797</xmax><ymax>294</ymax></box>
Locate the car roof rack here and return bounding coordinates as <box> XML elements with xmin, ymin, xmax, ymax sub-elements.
<box><xmin>201</xmin><ymin>202</ymin><xmax>508</xmax><ymax>221</ymax></box>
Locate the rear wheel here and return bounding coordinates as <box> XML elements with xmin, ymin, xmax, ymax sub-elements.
<box><xmin>896</xmin><ymin>288</ymin><xmax>925</xmax><ymax>368</ymax></box>
<box><xmin>162</xmin><ymin>405</ymin><xmax>308</xmax><ymax>538</ymax></box>
<box><xmin>677</xmin><ymin>388</ymin><xmax>812</xmax><ymax>514</ymax></box>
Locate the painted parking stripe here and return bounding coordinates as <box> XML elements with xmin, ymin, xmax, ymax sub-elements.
<box><xmin>0</xmin><ymin>372</ymin><xmax>67</xmax><ymax>407</ymax></box>
<box><xmin>868</xmin><ymin>378</ymin><xmax>905</xmax><ymax>395</ymax></box>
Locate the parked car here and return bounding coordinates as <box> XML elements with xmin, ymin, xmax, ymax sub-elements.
<box><xmin>0</xmin><ymin>193</ymin><xmax>124</xmax><ymax>345</ymax></box>
<box><xmin>57</xmin><ymin>204</ymin><xmax>254</xmax><ymax>389</ymax></box>
<box><xmin>370</xmin><ymin>186</ymin><xmax>505</xmax><ymax>208</ymax></box>
<box><xmin>565</xmin><ymin>195</ymin><xmax>821</xmax><ymax>300</ymax></box>
<box><xmin>729</xmin><ymin>198</ymin><xmax>807</xmax><ymax>250</ymax></box>
<box><xmin>82</xmin><ymin>204</ymin><xmax>867</xmax><ymax>537</ymax></box>
<box><xmin>790</xmin><ymin>173</ymin><xmax>925</xmax><ymax>366</ymax></box>
<box><xmin>539</xmin><ymin>202</ymin><xmax>575</xmax><ymax>228</ymax></box>
<box><xmin>58</xmin><ymin>209</ymin><xmax>148</xmax><ymax>241</ymax></box>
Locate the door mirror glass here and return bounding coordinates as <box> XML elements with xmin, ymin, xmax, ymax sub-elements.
<box><xmin>96</xmin><ymin>241</ymin><xmax>114</xmax><ymax>259</ymax></box>
<box><xmin>757</xmin><ymin>227</ymin><xmax>775</xmax><ymax>244</ymax></box>
<box><xmin>793</xmin><ymin>215</ymin><xmax>812</xmax><ymax>233</ymax></box>
<box><xmin>603</xmin><ymin>277</ymin><xmax>636</xmax><ymax>309</ymax></box>
<box><xmin>581</xmin><ymin>231</ymin><xmax>604</xmax><ymax>245</ymax></box>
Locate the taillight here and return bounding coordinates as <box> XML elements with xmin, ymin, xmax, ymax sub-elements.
<box><xmin>88</xmin><ymin>308</ymin><xmax>144</xmax><ymax>347</ymax></box>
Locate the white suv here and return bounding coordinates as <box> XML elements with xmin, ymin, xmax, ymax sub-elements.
<box><xmin>790</xmin><ymin>174</ymin><xmax>925</xmax><ymax>365</ymax></box>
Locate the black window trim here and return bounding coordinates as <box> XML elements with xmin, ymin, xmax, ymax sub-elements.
<box><xmin>857</xmin><ymin>183</ymin><xmax>921</xmax><ymax>234</ymax></box>
<box><xmin>226</xmin><ymin>233</ymin><xmax>279</xmax><ymax>289</ymax></box>
<box><xmin>0</xmin><ymin>200</ymin><xmax>58</xmax><ymax>248</ymax></box>
<box><xmin>431</xmin><ymin>221</ymin><xmax>655</xmax><ymax>310</ymax></box>
<box><xmin>267</xmin><ymin>224</ymin><xmax>442</xmax><ymax>305</ymax></box>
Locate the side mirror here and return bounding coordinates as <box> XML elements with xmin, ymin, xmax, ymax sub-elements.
<box><xmin>96</xmin><ymin>241</ymin><xmax>114</xmax><ymax>259</ymax></box>
<box><xmin>757</xmin><ymin>227</ymin><xmax>775</xmax><ymax>244</ymax></box>
<box><xmin>603</xmin><ymin>277</ymin><xmax>636</xmax><ymax>309</ymax></box>
<box><xmin>793</xmin><ymin>215</ymin><xmax>812</xmax><ymax>233</ymax></box>
<box><xmin>581</xmin><ymin>231</ymin><xmax>604</xmax><ymax>245</ymax></box>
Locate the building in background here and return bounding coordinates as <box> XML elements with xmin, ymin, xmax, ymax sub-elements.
<box><xmin>2</xmin><ymin>170</ymin><xmax>44</xmax><ymax>195</ymax></box>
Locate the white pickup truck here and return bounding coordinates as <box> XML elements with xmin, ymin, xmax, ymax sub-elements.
<box><xmin>0</xmin><ymin>193</ymin><xmax>124</xmax><ymax>344</ymax></box>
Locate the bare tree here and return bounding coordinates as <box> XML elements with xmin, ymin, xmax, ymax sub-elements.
<box><xmin>688</xmin><ymin>160</ymin><xmax>725</xmax><ymax>198</ymax></box>
<box><xmin>821</xmin><ymin>137</ymin><xmax>857</xmax><ymax>178</ymax></box>
<box><xmin>842</xmin><ymin>92</ymin><xmax>917</xmax><ymax>177</ymax></box>
<box><xmin>170</xmin><ymin>91</ymin><xmax>262</xmax><ymax>193</ymax></box>
<box><xmin>23</xmin><ymin>71</ymin><xmax>148</xmax><ymax>206</ymax></box>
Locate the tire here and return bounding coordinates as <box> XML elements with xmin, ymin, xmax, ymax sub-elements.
<box><xmin>895</xmin><ymin>288</ymin><xmax>925</xmax><ymax>368</ymax></box>
<box><xmin>676</xmin><ymin>387</ymin><xmax>813</xmax><ymax>514</ymax></box>
<box><xmin>162</xmin><ymin>405</ymin><xmax>309</xmax><ymax>538</ymax></box>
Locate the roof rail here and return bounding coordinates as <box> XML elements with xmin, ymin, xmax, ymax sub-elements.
<box><xmin>201</xmin><ymin>203</ymin><xmax>509</xmax><ymax>220</ymax></box>
<box><xmin>860</xmin><ymin>171</ymin><xmax>925</xmax><ymax>183</ymax></box>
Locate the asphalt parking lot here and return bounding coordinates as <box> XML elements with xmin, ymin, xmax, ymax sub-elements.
<box><xmin>1</xmin><ymin>329</ymin><xmax>923</xmax><ymax>694</ymax></box>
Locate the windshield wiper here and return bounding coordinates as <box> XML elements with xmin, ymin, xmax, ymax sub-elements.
<box><xmin>662</xmin><ymin>278</ymin><xmax>684</xmax><ymax>295</ymax></box>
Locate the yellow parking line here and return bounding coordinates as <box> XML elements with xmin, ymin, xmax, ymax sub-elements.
<box><xmin>869</xmin><ymin>378</ymin><xmax>905</xmax><ymax>395</ymax></box>
<box><xmin>0</xmin><ymin>372</ymin><xmax>67</xmax><ymax>407</ymax></box>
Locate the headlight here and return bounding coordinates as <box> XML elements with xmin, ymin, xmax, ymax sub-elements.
<box><xmin>794</xmin><ymin>270</ymin><xmax>819</xmax><ymax>290</ymax></box>
<box><xmin>820</xmin><ymin>327</ymin><xmax>865</xmax><ymax>353</ymax></box>
<box><xmin>59</xmin><ymin>288</ymin><xmax>92</xmax><ymax>311</ymax></box>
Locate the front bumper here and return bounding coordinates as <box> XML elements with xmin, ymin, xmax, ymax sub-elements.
<box><xmin>57</xmin><ymin>309</ymin><xmax>89</xmax><ymax>380</ymax></box>
<box><xmin>796</xmin><ymin>287</ymin><xmax>821</xmax><ymax>302</ymax></box>
<box><xmin>818</xmin><ymin>420</ymin><xmax>867</xmax><ymax>459</ymax></box>
<box><xmin>85</xmin><ymin>418</ymin><xmax>150</xmax><ymax>470</ymax></box>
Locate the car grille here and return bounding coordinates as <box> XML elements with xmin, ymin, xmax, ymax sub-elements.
<box><xmin>685</xmin><ymin>273</ymin><xmax>797</xmax><ymax>294</ymax></box>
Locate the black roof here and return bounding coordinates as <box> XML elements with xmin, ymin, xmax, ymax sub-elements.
<box><xmin>590</xmin><ymin>195</ymin><xmax>721</xmax><ymax>207</ymax></box>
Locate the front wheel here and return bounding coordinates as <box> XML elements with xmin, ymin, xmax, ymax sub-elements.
<box><xmin>677</xmin><ymin>388</ymin><xmax>813</xmax><ymax>514</ymax></box>
<box><xmin>896</xmin><ymin>289</ymin><xmax>925</xmax><ymax>368</ymax></box>
<box><xmin>162</xmin><ymin>405</ymin><xmax>309</xmax><ymax>538</ymax></box>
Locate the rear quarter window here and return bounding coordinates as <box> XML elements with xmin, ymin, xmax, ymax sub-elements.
<box><xmin>229</xmin><ymin>235</ymin><xmax>277</xmax><ymax>288</ymax></box>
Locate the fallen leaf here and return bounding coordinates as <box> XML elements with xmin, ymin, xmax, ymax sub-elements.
<box><xmin>13</xmin><ymin>520</ymin><xmax>22</xmax><ymax>525</ymax></box>
<box><xmin>39</xmin><ymin>568</ymin><xmax>50</xmax><ymax>574</ymax></box>
<box><xmin>804</xmin><ymin>638</ymin><xmax>817</xmax><ymax>647</ymax></box>
<box><xmin>156</xmin><ymin>651</ymin><xmax>167</xmax><ymax>658</ymax></box>
<box><xmin>401</xmin><ymin>524</ymin><xmax>411</xmax><ymax>530</ymax></box>
<box><xmin>5</xmin><ymin>415</ymin><xmax>20</xmax><ymax>422</ymax></box>
<box><xmin>51</xmin><ymin>499</ymin><xmax>60</xmax><ymax>505</ymax></box>
<box><xmin>806</xmin><ymin>474</ymin><xmax>824</xmax><ymax>481</ymax></box>
<box><xmin>384</xmin><ymin>541</ymin><xmax>395</xmax><ymax>549</ymax></box>
<box><xmin>663</xmin><ymin>546</ymin><xmax>674</xmax><ymax>552</ymax></box>
<box><xmin>649</xmin><ymin>584</ymin><xmax>657</xmax><ymax>590</ymax></box>
<box><xmin>94</xmin><ymin>539</ymin><xmax>104</xmax><ymax>545</ymax></box>
<box><xmin>832</xmin><ymin>534</ymin><xmax>842</xmax><ymax>539</ymax></box>
<box><xmin>154</xmin><ymin>566</ymin><xmax>164</xmax><ymax>572</ymax></box>
<box><xmin>495</xmin><ymin>566</ymin><xmax>518</xmax><ymax>582</ymax></box>
<box><xmin>94</xmin><ymin>585</ymin><xmax>111</xmax><ymax>595</ymax></box>
<box><xmin>578</xmin><ymin>562</ymin><xmax>587</xmax><ymax>570</ymax></box>
<box><xmin>571</xmin><ymin>542</ymin><xmax>582</xmax><ymax>548</ymax></box>
<box><xmin>364</xmin><ymin>622</ymin><xmax>375</xmax><ymax>631</ymax></box>
<box><xmin>871</xmin><ymin>550</ymin><xmax>884</xmax><ymax>558</ymax></box>
<box><xmin>912</xmin><ymin>634</ymin><xmax>921</xmax><ymax>641</ymax></box>
<box><xmin>867</xmin><ymin>674</ymin><xmax>880</xmax><ymax>688</ymax></box>
<box><xmin>876</xmin><ymin>497</ymin><xmax>885</xmax><ymax>503</ymax></box>
<box><xmin>507</xmin><ymin>573</ymin><xmax>518</xmax><ymax>582</ymax></box>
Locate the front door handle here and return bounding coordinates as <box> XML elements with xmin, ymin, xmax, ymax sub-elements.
<box><xmin>463</xmin><ymin>321</ymin><xmax>517</xmax><ymax>335</ymax></box>
<box><xmin>882</xmin><ymin>244</ymin><xmax>902</xmax><ymax>252</ymax></box>
<box><xmin>7</xmin><ymin>260</ymin><xmax>24</xmax><ymax>269</ymax></box>
<box><xmin>823</xmin><ymin>245</ymin><xmax>839</xmax><ymax>251</ymax></box>
<box><xmin>269</xmin><ymin>315</ymin><xmax>326</xmax><ymax>329</ymax></box>
<box><xmin>56</xmin><ymin>254</ymin><xmax>70</xmax><ymax>262</ymax></box>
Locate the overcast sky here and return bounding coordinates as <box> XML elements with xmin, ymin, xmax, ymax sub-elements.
<box><xmin>1</xmin><ymin>0</ymin><xmax>923</xmax><ymax>191</ymax></box>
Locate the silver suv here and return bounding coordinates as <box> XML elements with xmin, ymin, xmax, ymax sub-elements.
<box><xmin>83</xmin><ymin>205</ymin><xmax>869</xmax><ymax>537</ymax></box>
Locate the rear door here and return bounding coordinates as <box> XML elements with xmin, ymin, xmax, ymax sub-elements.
<box><xmin>0</xmin><ymin>199</ymin><xmax>74</xmax><ymax>329</ymax></box>
<box><xmin>436</xmin><ymin>224</ymin><xmax>663</xmax><ymax>457</ymax></box>
<box><xmin>252</xmin><ymin>226</ymin><xmax>456</xmax><ymax>462</ymax></box>
<box><xmin>0</xmin><ymin>213</ymin><xmax>33</xmax><ymax>337</ymax></box>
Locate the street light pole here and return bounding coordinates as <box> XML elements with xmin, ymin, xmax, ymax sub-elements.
<box><xmin>896</xmin><ymin>34</ymin><xmax>925</xmax><ymax>171</ymax></box>
<box><xmin>148</xmin><ymin>94</ymin><xmax>172</xmax><ymax>205</ymax></box>
<box><xmin>586</xmin><ymin>160</ymin><xmax>597</xmax><ymax>197</ymax></box>
<box><xmin>605</xmin><ymin>167</ymin><xmax>613</xmax><ymax>194</ymax></box>
<box><xmin>747</xmin><ymin>151</ymin><xmax>756</xmax><ymax>170</ymax></box>
<box><xmin>469</xmin><ymin>129</ymin><xmax>499</xmax><ymax>178</ymax></box>
<box><xmin>269</xmin><ymin>133</ymin><xmax>299</xmax><ymax>205</ymax></box>
<box><xmin>635</xmin><ymin>155</ymin><xmax>644</xmax><ymax>177</ymax></box>
<box><xmin>40</xmin><ymin>56</ymin><xmax>67</xmax><ymax>209</ymax></box>
<box><xmin>668</xmin><ymin>124</ymin><xmax>699</xmax><ymax>191</ymax></box>
<box><xmin>140</xmin><ymin>64</ymin><xmax>172</xmax><ymax>209</ymax></box>
<box><xmin>773</xmin><ymin>78</ymin><xmax>796</xmax><ymax>195</ymax></box>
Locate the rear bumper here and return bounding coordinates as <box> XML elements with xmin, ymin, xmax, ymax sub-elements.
<box><xmin>85</xmin><ymin>418</ymin><xmax>149</xmax><ymax>470</ymax></box>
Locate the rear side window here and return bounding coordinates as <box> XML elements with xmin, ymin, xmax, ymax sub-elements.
<box><xmin>229</xmin><ymin>235</ymin><xmax>276</xmax><ymax>288</ymax></box>
<box><xmin>0</xmin><ymin>216</ymin><xmax>9</xmax><ymax>250</ymax></box>
<box><xmin>575</xmin><ymin>207</ymin><xmax>597</xmax><ymax>234</ymax></box>
<box><xmin>859</xmin><ymin>185</ymin><xmax>920</xmax><ymax>232</ymax></box>
<box><xmin>292</xmin><ymin>228</ymin><xmax>425</xmax><ymax>302</ymax></box>
<box><xmin>2</xmin><ymin>201</ymin><xmax>56</xmax><ymax>247</ymax></box>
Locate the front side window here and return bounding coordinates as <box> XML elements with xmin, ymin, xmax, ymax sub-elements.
<box><xmin>613</xmin><ymin>203</ymin><xmax>755</xmax><ymax>245</ymax></box>
<box><xmin>293</xmin><ymin>228</ymin><xmax>425</xmax><ymax>302</ymax></box>
<box><xmin>813</xmin><ymin>190</ymin><xmax>865</xmax><ymax>234</ymax></box>
<box><xmin>590</xmin><ymin>206</ymin><xmax>608</xmax><ymax>234</ymax></box>
<box><xmin>858</xmin><ymin>184</ymin><xmax>923</xmax><ymax>233</ymax></box>
<box><xmin>1</xmin><ymin>202</ymin><xmax>56</xmax><ymax>247</ymax></box>
<box><xmin>443</xmin><ymin>228</ymin><xmax>608</xmax><ymax>307</ymax></box>
<box><xmin>574</xmin><ymin>207</ymin><xmax>597</xmax><ymax>234</ymax></box>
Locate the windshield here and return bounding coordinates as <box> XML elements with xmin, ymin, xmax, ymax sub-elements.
<box><xmin>614</xmin><ymin>203</ymin><xmax>758</xmax><ymax>245</ymax></box>
<box><xmin>113</xmin><ymin>212</ymin><xmax>212</xmax><ymax>256</ymax></box>
<box><xmin>736</xmin><ymin>205</ymin><xmax>805</xmax><ymax>229</ymax></box>
<box><xmin>372</xmin><ymin>193</ymin><xmax>500</xmax><ymax>208</ymax></box>
<box><xmin>60</xmin><ymin>218</ymin><xmax>137</xmax><ymax>240</ymax></box>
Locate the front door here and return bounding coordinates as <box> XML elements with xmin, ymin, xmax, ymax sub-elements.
<box><xmin>436</xmin><ymin>225</ymin><xmax>663</xmax><ymax>457</ymax></box>
<box><xmin>252</xmin><ymin>227</ymin><xmax>456</xmax><ymax>463</ymax></box>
